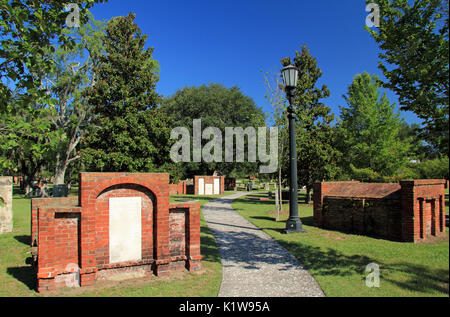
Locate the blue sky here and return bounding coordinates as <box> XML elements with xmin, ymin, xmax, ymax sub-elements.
<box><xmin>90</xmin><ymin>0</ymin><xmax>421</xmax><ymax>126</ymax></box>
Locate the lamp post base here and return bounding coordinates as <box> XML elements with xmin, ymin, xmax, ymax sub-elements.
<box><xmin>283</xmin><ymin>218</ymin><xmax>307</xmax><ymax>234</ymax></box>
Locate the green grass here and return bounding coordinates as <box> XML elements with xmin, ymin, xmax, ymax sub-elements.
<box><xmin>0</xmin><ymin>190</ymin><xmax>230</xmax><ymax>297</ymax></box>
<box><xmin>232</xmin><ymin>192</ymin><xmax>449</xmax><ymax>297</ymax></box>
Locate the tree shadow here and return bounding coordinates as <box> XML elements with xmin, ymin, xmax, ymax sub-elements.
<box><xmin>382</xmin><ymin>262</ymin><xmax>449</xmax><ymax>295</ymax></box>
<box><xmin>276</xmin><ymin>239</ymin><xmax>448</xmax><ymax>295</ymax></box>
<box><xmin>6</xmin><ymin>265</ymin><xmax>36</xmax><ymax>291</ymax></box>
<box><xmin>200</xmin><ymin>225</ymin><xmax>222</xmax><ymax>264</ymax></box>
<box><xmin>14</xmin><ymin>235</ymin><xmax>31</xmax><ymax>246</ymax></box>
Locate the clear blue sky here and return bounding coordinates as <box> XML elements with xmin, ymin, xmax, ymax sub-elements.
<box><xmin>90</xmin><ymin>0</ymin><xmax>421</xmax><ymax>126</ymax></box>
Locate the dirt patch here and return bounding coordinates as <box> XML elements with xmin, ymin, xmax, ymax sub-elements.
<box><xmin>414</xmin><ymin>232</ymin><xmax>449</xmax><ymax>245</ymax></box>
<box><xmin>321</xmin><ymin>231</ymin><xmax>349</xmax><ymax>241</ymax></box>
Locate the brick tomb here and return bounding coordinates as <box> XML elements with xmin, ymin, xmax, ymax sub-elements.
<box><xmin>313</xmin><ymin>180</ymin><xmax>446</xmax><ymax>242</ymax></box>
<box><xmin>31</xmin><ymin>173</ymin><xmax>201</xmax><ymax>292</ymax></box>
<box><xmin>194</xmin><ymin>176</ymin><xmax>225</xmax><ymax>195</ymax></box>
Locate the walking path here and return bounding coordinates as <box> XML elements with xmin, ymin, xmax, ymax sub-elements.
<box><xmin>202</xmin><ymin>192</ymin><xmax>325</xmax><ymax>297</ymax></box>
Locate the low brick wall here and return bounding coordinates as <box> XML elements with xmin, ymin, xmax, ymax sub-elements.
<box><xmin>32</xmin><ymin>173</ymin><xmax>201</xmax><ymax>293</ymax></box>
<box><xmin>313</xmin><ymin>180</ymin><xmax>446</xmax><ymax>242</ymax></box>
<box><xmin>169</xmin><ymin>181</ymin><xmax>187</xmax><ymax>195</ymax></box>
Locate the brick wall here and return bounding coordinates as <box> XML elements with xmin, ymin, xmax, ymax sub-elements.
<box><xmin>194</xmin><ymin>176</ymin><xmax>225</xmax><ymax>195</ymax></box>
<box><xmin>169</xmin><ymin>181</ymin><xmax>187</xmax><ymax>195</ymax></box>
<box><xmin>0</xmin><ymin>177</ymin><xmax>13</xmax><ymax>234</ymax></box>
<box><xmin>313</xmin><ymin>180</ymin><xmax>446</xmax><ymax>242</ymax></box>
<box><xmin>32</xmin><ymin>173</ymin><xmax>201</xmax><ymax>293</ymax></box>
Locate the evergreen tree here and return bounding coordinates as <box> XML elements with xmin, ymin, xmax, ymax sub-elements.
<box><xmin>81</xmin><ymin>13</ymin><xmax>172</xmax><ymax>172</ymax></box>
<box><xmin>281</xmin><ymin>45</ymin><xmax>340</xmax><ymax>203</ymax></box>
<box><xmin>336</xmin><ymin>72</ymin><xmax>411</xmax><ymax>181</ymax></box>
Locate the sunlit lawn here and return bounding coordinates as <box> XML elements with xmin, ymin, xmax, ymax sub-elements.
<box><xmin>0</xmin><ymin>189</ymin><xmax>234</xmax><ymax>297</ymax></box>
<box><xmin>232</xmin><ymin>191</ymin><xmax>449</xmax><ymax>297</ymax></box>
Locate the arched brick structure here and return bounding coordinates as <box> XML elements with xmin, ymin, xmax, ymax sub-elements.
<box><xmin>32</xmin><ymin>173</ymin><xmax>201</xmax><ymax>292</ymax></box>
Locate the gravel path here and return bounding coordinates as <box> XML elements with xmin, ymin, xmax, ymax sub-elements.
<box><xmin>202</xmin><ymin>192</ymin><xmax>325</xmax><ymax>297</ymax></box>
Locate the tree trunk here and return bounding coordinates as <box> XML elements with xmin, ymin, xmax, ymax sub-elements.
<box><xmin>54</xmin><ymin>152</ymin><xmax>67</xmax><ymax>186</ymax></box>
<box><xmin>278</xmin><ymin>167</ymin><xmax>283</xmax><ymax>216</ymax></box>
<box><xmin>275</xmin><ymin>183</ymin><xmax>280</xmax><ymax>222</ymax></box>
<box><xmin>305</xmin><ymin>186</ymin><xmax>312</xmax><ymax>204</ymax></box>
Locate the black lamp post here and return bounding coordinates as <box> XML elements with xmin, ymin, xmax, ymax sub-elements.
<box><xmin>281</xmin><ymin>65</ymin><xmax>306</xmax><ymax>234</ymax></box>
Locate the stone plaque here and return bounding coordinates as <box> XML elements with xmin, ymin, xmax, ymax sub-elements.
<box><xmin>205</xmin><ymin>183</ymin><xmax>213</xmax><ymax>195</ymax></box>
<box><xmin>0</xmin><ymin>177</ymin><xmax>13</xmax><ymax>234</ymax></box>
<box><xmin>198</xmin><ymin>178</ymin><xmax>205</xmax><ymax>195</ymax></box>
<box><xmin>109</xmin><ymin>197</ymin><xmax>142</xmax><ymax>263</ymax></box>
<box><xmin>214</xmin><ymin>178</ymin><xmax>220</xmax><ymax>195</ymax></box>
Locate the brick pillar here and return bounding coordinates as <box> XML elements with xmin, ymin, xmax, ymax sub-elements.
<box><xmin>37</xmin><ymin>208</ymin><xmax>56</xmax><ymax>292</ymax></box>
<box><xmin>187</xmin><ymin>203</ymin><xmax>202</xmax><ymax>272</ymax></box>
<box><xmin>154</xmin><ymin>188</ymin><xmax>170</xmax><ymax>276</ymax></box>
<box><xmin>313</xmin><ymin>182</ymin><xmax>324</xmax><ymax>227</ymax></box>
<box><xmin>400</xmin><ymin>181</ymin><xmax>417</xmax><ymax>242</ymax></box>
<box><xmin>79</xmin><ymin>207</ymin><xmax>97</xmax><ymax>286</ymax></box>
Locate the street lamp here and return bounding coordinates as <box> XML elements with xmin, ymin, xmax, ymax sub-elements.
<box><xmin>281</xmin><ymin>64</ymin><xmax>306</xmax><ymax>234</ymax></box>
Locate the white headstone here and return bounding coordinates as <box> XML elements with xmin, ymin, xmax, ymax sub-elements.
<box><xmin>109</xmin><ymin>197</ymin><xmax>142</xmax><ymax>263</ymax></box>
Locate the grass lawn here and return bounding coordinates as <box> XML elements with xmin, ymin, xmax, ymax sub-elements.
<box><xmin>232</xmin><ymin>192</ymin><xmax>449</xmax><ymax>297</ymax></box>
<box><xmin>0</xmin><ymin>189</ymin><xmax>234</xmax><ymax>297</ymax></box>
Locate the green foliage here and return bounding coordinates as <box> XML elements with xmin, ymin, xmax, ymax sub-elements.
<box><xmin>414</xmin><ymin>156</ymin><xmax>449</xmax><ymax>179</ymax></box>
<box><xmin>365</xmin><ymin>0</ymin><xmax>449</xmax><ymax>156</ymax></box>
<box><xmin>161</xmin><ymin>83</ymin><xmax>266</xmax><ymax>178</ymax></box>
<box><xmin>0</xmin><ymin>101</ymin><xmax>54</xmax><ymax>186</ymax></box>
<box><xmin>281</xmin><ymin>45</ymin><xmax>341</xmax><ymax>199</ymax></box>
<box><xmin>81</xmin><ymin>13</ymin><xmax>172</xmax><ymax>173</ymax></box>
<box><xmin>336</xmin><ymin>72</ymin><xmax>411</xmax><ymax>180</ymax></box>
<box><xmin>43</xmin><ymin>14</ymin><xmax>106</xmax><ymax>184</ymax></box>
<box><xmin>0</xmin><ymin>0</ymin><xmax>106</xmax><ymax>111</ymax></box>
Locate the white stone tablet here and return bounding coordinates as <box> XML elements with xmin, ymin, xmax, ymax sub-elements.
<box><xmin>109</xmin><ymin>197</ymin><xmax>142</xmax><ymax>264</ymax></box>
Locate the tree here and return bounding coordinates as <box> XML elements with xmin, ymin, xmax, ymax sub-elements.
<box><xmin>336</xmin><ymin>72</ymin><xmax>411</xmax><ymax>180</ymax></box>
<box><xmin>161</xmin><ymin>83</ymin><xmax>266</xmax><ymax>179</ymax></box>
<box><xmin>81</xmin><ymin>13</ymin><xmax>172</xmax><ymax>173</ymax></box>
<box><xmin>42</xmin><ymin>15</ymin><xmax>105</xmax><ymax>186</ymax></box>
<box><xmin>262</xmin><ymin>71</ymin><xmax>288</xmax><ymax>221</ymax></box>
<box><xmin>365</xmin><ymin>0</ymin><xmax>449</xmax><ymax>155</ymax></box>
<box><xmin>0</xmin><ymin>0</ymin><xmax>106</xmax><ymax>111</ymax></box>
<box><xmin>0</xmin><ymin>92</ymin><xmax>54</xmax><ymax>194</ymax></box>
<box><xmin>281</xmin><ymin>45</ymin><xmax>341</xmax><ymax>203</ymax></box>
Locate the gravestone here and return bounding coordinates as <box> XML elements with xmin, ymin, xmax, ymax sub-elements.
<box><xmin>0</xmin><ymin>177</ymin><xmax>13</xmax><ymax>234</ymax></box>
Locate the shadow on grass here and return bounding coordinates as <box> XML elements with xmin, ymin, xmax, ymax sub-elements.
<box><xmin>382</xmin><ymin>262</ymin><xmax>449</xmax><ymax>295</ymax></box>
<box><xmin>7</xmin><ymin>264</ymin><xmax>36</xmax><ymax>291</ymax></box>
<box><xmin>14</xmin><ymin>235</ymin><xmax>31</xmax><ymax>246</ymax></box>
<box><xmin>200</xmin><ymin>225</ymin><xmax>222</xmax><ymax>264</ymax></box>
<box><xmin>278</xmin><ymin>240</ymin><xmax>448</xmax><ymax>295</ymax></box>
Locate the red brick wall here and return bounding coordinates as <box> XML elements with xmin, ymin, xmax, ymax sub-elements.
<box><xmin>400</xmin><ymin>180</ymin><xmax>446</xmax><ymax>242</ymax></box>
<box><xmin>33</xmin><ymin>173</ymin><xmax>201</xmax><ymax>293</ymax></box>
<box><xmin>313</xmin><ymin>180</ymin><xmax>446</xmax><ymax>243</ymax></box>
<box><xmin>194</xmin><ymin>176</ymin><xmax>225</xmax><ymax>195</ymax></box>
<box><xmin>169</xmin><ymin>181</ymin><xmax>187</xmax><ymax>195</ymax></box>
